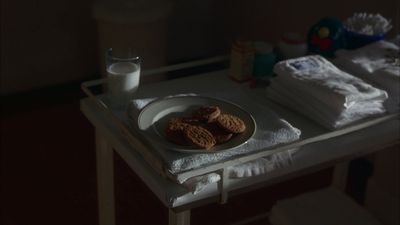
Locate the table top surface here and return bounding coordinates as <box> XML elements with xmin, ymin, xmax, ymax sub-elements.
<box><xmin>80</xmin><ymin>69</ymin><xmax>399</xmax><ymax>208</ymax></box>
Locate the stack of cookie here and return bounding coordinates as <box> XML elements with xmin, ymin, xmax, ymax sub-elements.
<box><xmin>165</xmin><ymin>106</ymin><xmax>246</xmax><ymax>150</ymax></box>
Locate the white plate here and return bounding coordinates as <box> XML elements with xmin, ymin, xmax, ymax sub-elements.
<box><xmin>137</xmin><ymin>96</ymin><xmax>256</xmax><ymax>153</ymax></box>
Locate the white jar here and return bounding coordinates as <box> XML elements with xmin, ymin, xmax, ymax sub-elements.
<box><xmin>277</xmin><ymin>32</ymin><xmax>308</xmax><ymax>59</ymax></box>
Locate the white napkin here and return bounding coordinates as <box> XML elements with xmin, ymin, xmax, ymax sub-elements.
<box><xmin>127</xmin><ymin>90</ymin><xmax>302</xmax><ymax>179</ymax></box>
<box><xmin>334</xmin><ymin>40</ymin><xmax>400</xmax><ymax>112</ymax></box>
<box><xmin>268</xmin><ymin>55</ymin><xmax>387</xmax><ymax>130</ymax></box>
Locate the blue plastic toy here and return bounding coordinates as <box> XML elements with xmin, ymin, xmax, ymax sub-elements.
<box><xmin>307</xmin><ymin>17</ymin><xmax>346</xmax><ymax>57</ymax></box>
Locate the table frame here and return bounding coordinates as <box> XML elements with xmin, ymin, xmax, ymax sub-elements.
<box><xmin>81</xmin><ymin>57</ymin><xmax>400</xmax><ymax>225</ymax></box>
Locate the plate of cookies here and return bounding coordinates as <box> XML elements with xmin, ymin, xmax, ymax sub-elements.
<box><xmin>137</xmin><ymin>96</ymin><xmax>256</xmax><ymax>153</ymax></box>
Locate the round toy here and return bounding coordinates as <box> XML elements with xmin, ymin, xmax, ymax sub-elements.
<box><xmin>307</xmin><ymin>17</ymin><xmax>346</xmax><ymax>57</ymax></box>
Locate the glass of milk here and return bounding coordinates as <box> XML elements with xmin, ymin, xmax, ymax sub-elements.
<box><xmin>106</xmin><ymin>48</ymin><xmax>141</xmax><ymax>109</ymax></box>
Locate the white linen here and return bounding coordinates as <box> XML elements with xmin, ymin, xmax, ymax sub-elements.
<box><xmin>334</xmin><ymin>40</ymin><xmax>399</xmax><ymax>112</ymax></box>
<box><xmin>273</xmin><ymin>55</ymin><xmax>387</xmax><ymax>109</ymax></box>
<box><xmin>183</xmin><ymin>145</ymin><xmax>297</xmax><ymax>194</ymax></box>
<box><xmin>228</xmin><ymin>148</ymin><xmax>298</xmax><ymax>178</ymax></box>
<box><xmin>268</xmin><ymin>55</ymin><xmax>387</xmax><ymax>130</ymax></box>
<box><xmin>181</xmin><ymin>172</ymin><xmax>221</xmax><ymax>194</ymax></box>
<box><xmin>184</xmin><ymin>146</ymin><xmax>299</xmax><ymax>193</ymax></box>
<box><xmin>268</xmin><ymin>79</ymin><xmax>386</xmax><ymax>129</ymax></box>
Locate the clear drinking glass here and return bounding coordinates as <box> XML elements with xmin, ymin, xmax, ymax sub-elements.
<box><xmin>106</xmin><ymin>48</ymin><xmax>141</xmax><ymax>109</ymax></box>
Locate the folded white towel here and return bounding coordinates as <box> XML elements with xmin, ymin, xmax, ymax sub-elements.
<box><xmin>182</xmin><ymin>146</ymin><xmax>298</xmax><ymax>194</ymax></box>
<box><xmin>334</xmin><ymin>40</ymin><xmax>400</xmax><ymax>112</ymax></box>
<box><xmin>268</xmin><ymin>55</ymin><xmax>387</xmax><ymax>129</ymax></box>
<box><xmin>228</xmin><ymin>148</ymin><xmax>299</xmax><ymax>178</ymax></box>
<box><xmin>335</xmin><ymin>41</ymin><xmax>399</xmax><ymax>75</ymax></box>
<box><xmin>181</xmin><ymin>172</ymin><xmax>221</xmax><ymax>194</ymax></box>
<box><xmin>267</xmin><ymin>81</ymin><xmax>386</xmax><ymax>129</ymax></box>
<box><xmin>273</xmin><ymin>55</ymin><xmax>387</xmax><ymax>109</ymax></box>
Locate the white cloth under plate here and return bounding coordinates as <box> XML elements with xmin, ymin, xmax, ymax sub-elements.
<box><xmin>228</xmin><ymin>148</ymin><xmax>299</xmax><ymax>178</ymax></box>
<box><xmin>334</xmin><ymin>40</ymin><xmax>400</xmax><ymax>112</ymax></box>
<box><xmin>183</xmin><ymin>147</ymin><xmax>298</xmax><ymax>194</ymax></box>
<box><xmin>181</xmin><ymin>172</ymin><xmax>221</xmax><ymax>194</ymax></box>
<box><xmin>268</xmin><ymin>55</ymin><xmax>387</xmax><ymax>130</ymax></box>
<box><xmin>126</xmin><ymin>90</ymin><xmax>302</xmax><ymax>181</ymax></box>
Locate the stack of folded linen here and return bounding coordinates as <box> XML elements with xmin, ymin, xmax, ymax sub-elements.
<box><xmin>267</xmin><ymin>55</ymin><xmax>388</xmax><ymax>130</ymax></box>
<box><xmin>334</xmin><ymin>40</ymin><xmax>400</xmax><ymax>112</ymax></box>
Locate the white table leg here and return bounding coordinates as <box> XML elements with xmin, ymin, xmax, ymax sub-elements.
<box><xmin>96</xmin><ymin>129</ymin><xmax>116</xmax><ymax>225</ymax></box>
<box><xmin>169</xmin><ymin>209</ymin><xmax>191</xmax><ymax>225</ymax></box>
<box><xmin>332</xmin><ymin>161</ymin><xmax>350</xmax><ymax>191</ymax></box>
<box><xmin>218</xmin><ymin>168</ymin><xmax>230</xmax><ymax>204</ymax></box>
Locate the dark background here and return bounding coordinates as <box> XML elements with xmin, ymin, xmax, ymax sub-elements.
<box><xmin>1</xmin><ymin>0</ymin><xmax>399</xmax><ymax>224</ymax></box>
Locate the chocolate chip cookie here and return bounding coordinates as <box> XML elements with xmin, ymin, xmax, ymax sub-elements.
<box><xmin>165</xmin><ymin>118</ymin><xmax>191</xmax><ymax>145</ymax></box>
<box><xmin>192</xmin><ymin>106</ymin><xmax>221</xmax><ymax>123</ymax></box>
<box><xmin>183</xmin><ymin>125</ymin><xmax>216</xmax><ymax>150</ymax></box>
<box><xmin>202</xmin><ymin>122</ymin><xmax>233</xmax><ymax>144</ymax></box>
<box><xmin>164</xmin><ymin>106</ymin><xmax>247</xmax><ymax>150</ymax></box>
<box><xmin>216</xmin><ymin>114</ymin><xmax>246</xmax><ymax>133</ymax></box>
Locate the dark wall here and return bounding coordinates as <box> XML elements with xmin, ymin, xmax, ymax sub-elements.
<box><xmin>1</xmin><ymin>0</ymin><xmax>398</xmax><ymax>94</ymax></box>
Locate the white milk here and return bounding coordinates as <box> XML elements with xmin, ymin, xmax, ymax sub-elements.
<box><xmin>107</xmin><ymin>62</ymin><xmax>140</xmax><ymax>108</ymax></box>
